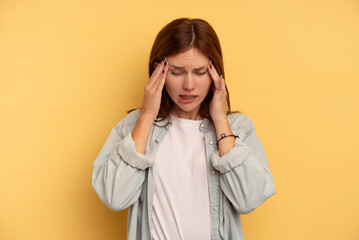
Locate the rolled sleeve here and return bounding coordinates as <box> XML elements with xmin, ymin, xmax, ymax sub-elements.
<box><xmin>117</xmin><ymin>133</ymin><xmax>155</xmax><ymax>170</ymax></box>
<box><xmin>211</xmin><ymin>137</ymin><xmax>250</xmax><ymax>173</ymax></box>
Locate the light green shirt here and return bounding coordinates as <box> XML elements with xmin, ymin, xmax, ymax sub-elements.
<box><xmin>92</xmin><ymin>109</ymin><xmax>275</xmax><ymax>239</ymax></box>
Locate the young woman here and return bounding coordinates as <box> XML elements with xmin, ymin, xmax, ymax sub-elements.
<box><xmin>92</xmin><ymin>18</ymin><xmax>275</xmax><ymax>240</ymax></box>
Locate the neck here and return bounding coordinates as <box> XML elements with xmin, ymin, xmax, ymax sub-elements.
<box><xmin>170</xmin><ymin>108</ymin><xmax>203</xmax><ymax>120</ymax></box>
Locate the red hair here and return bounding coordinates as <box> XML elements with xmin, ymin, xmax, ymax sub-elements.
<box><xmin>129</xmin><ymin>18</ymin><xmax>239</xmax><ymax>123</ymax></box>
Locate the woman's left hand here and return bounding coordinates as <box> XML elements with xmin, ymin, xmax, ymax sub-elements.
<box><xmin>207</xmin><ymin>60</ymin><xmax>227</xmax><ymax>122</ymax></box>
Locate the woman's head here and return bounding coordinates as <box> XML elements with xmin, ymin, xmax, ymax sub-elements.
<box><xmin>149</xmin><ymin>18</ymin><xmax>233</xmax><ymax>121</ymax></box>
<box><xmin>164</xmin><ymin>47</ymin><xmax>213</xmax><ymax>120</ymax></box>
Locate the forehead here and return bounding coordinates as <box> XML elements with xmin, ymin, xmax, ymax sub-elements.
<box><xmin>167</xmin><ymin>47</ymin><xmax>209</xmax><ymax>69</ymax></box>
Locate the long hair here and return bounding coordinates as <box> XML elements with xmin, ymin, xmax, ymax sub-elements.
<box><xmin>128</xmin><ymin>18</ymin><xmax>239</xmax><ymax>124</ymax></box>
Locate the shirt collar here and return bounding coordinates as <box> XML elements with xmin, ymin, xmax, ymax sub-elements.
<box><xmin>153</xmin><ymin>115</ymin><xmax>213</xmax><ymax>131</ymax></box>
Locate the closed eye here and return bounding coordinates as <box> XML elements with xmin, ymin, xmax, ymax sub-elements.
<box><xmin>170</xmin><ymin>70</ymin><xmax>207</xmax><ymax>76</ymax></box>
<box><xmin>197</xmin><ymin>71</ymin><xmax>207</xmax><ymax>75</ymax></box>
<box><xmin>170</xmin><ymin>70</ymin><xmax>182</xmax><ymax>75</ymax></box>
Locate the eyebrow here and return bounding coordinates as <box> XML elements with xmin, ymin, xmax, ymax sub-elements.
<box><xmin>169</xmin><ymin>64</ymin><xmax>207</xmax><ymax>71</ymax></box>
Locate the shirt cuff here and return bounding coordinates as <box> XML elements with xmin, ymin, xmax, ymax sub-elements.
<box><xmin>116</xmin><ymin>133</ymin><xmax>155</xmax><ymax>170</ymax></box>
<box><xmin>211</xmin><ymin>137</ymin><xmax>250</xmax><ymax>173</ymax></box>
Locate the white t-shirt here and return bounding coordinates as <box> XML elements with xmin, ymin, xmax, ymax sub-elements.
<box><xmin>151</xmin><ymin>114</ymin><xmax>211</xmax><ymax>240</ymax></box>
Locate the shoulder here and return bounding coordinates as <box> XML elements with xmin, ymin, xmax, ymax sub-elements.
<box><xmin>227</xmin><ymin>112</ymin><xmax>256</xmax><ymax>135</ymax></box>
<box><xmin>113</xmin><ymin>108</ymin><xmax>142</xmax><ymax>135</ymax></box>
<box><xmin>124</xmin><ymin>108</ymin><xmax>142</xmax><ymax>125</ymax></box>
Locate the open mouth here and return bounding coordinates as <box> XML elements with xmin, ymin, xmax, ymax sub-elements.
<box><xmin>180</xmin><ymin>95</ymin><xmax>196</xmax><ymax>99</ymax></box>
<box><xmin>179</xmin><ymin>95</ymin><xmax>198</xmax><ymax>103</ymax></box>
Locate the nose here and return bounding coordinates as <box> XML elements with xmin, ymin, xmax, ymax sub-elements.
<box><xmin>182</xmin><ymin>73</ymin><xmax>195</xmax><ymax>91</ymax></box>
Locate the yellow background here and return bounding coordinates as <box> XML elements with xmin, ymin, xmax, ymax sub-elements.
<box><xmin>1</xmin><ymin>0</ymin><xmax>358</xmax><ymax>239</ymax></box>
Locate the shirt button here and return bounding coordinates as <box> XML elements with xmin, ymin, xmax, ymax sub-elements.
<box><xmin>154</xmin><ymin>140</ymin><xmax>159</xmax><ymax>144</ymax></box>
<box><xmin>209</xmin><ymin>141</ymin><xmax>213</xmax><ymax>145</ymax></box>
<box><xmin>213</xmin><ymin>206</ymin><xmax>218</xmax><ymax>211</ymax></box>
<box><xmin>201</xmin><ymin>124</ymin><xmax>205</xmax><ymax>128</ymax></box>
<box><xmin>211</xmin><ymin>170</ymin><xmax>216</xmax><ymax>175</ymax></box>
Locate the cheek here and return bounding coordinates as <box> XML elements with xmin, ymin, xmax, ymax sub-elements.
<box><xmin>201</xmin><ymin>76</ymin><xmax>212</xmax><ymax>90</ymax></box>
<box><xmin>198</xmin><ymin>76</ymin><xmax>212</xmax><ymax>97</ymax></box>
<box><xmin>164</xmin><ymin>76</ymin><xmax>179</xmax><ymax>95</ymax></box>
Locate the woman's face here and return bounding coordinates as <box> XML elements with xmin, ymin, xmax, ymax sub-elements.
<box><xmin>165</xmin><ymin>47</ymin><xmax>212</xmax><ymax>120</ymax></box>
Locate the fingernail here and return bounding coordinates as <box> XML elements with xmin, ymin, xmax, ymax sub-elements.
<box><xmin>210</xmin><ymin>64</ymin><xmax>212</xmax><ymax>69</ymax></box>
<box><xmin>165</xmin><ymin>61</ymin><xmax>167</xmax><ymax>66</ymax></box>
<box><xmin>162</xmin><ymin>70</ymin><xmax>165</xmax><ymax>74</ymax></box>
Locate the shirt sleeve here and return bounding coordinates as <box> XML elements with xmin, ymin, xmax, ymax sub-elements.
<box><xmin>92</xmin><ymin>115</ymin><xmax>155</xmax><ymax>211</ymax></box>
<box><xmin>211</xmin><ymin>116</ymin><xmax>275</xmax><ymax>214</ymax></box>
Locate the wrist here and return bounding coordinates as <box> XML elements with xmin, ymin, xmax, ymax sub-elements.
<box><xmin>217</xmin><ymin>133</ymin><xmax>239</xmax><ymax>144</ymax></box>
<box><xmin>140</xmin><ymin>110</ymin><xmax>156</xmax><ymax>122</ymax></box>
<box><xmin>212</xmin><ymin>115</ymin><xmax>228</xmax><ymax>125</ymax></box>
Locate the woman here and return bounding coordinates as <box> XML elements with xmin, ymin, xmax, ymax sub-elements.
<box><xmin>92</xmin><ymin>18</ymin><xmax>275</xmax><ymax>240</ymax></box>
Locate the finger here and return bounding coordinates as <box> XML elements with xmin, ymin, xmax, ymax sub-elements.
<box><xmin>147</xmin><ymin>57</ymin><xmax>166</xmax><ymax>88</ymax></box>
<box><xmin>148</xmin><ymin>58</ymin><xmax>165</xmax><ymax>86</ymax></box>
<box><xmin>220</xmin><ymin>75</ymin><xmax>226</xmax><ymax>91</ymax></box>
<box><xmin>155</xmin><ymin>58</ymin><xmax>168</xmax><ymax>91</ymax></box>
<box><xmin>207</xmin><ymin>60</ymin><xmax>221</xmax><ymax>90</ymax></box>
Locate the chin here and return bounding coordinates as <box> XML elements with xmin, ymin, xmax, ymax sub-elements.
<box><xmin>176</xmin><ymin>104</ymin><xmax>201</xmax><ymax>113</ymax></box>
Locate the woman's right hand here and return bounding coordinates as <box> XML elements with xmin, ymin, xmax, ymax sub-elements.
<box><xmin>141</xmin><ymin>57</ymin><xmax>168</xmax><ymax>120</ymax></box>
<box><xmin>131</xmin><ymin>58</ymin><xmax>168</xmax><ymax>155</ymax></box>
